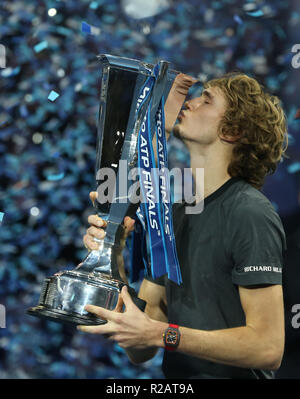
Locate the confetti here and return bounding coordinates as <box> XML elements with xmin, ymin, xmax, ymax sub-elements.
<box><xmin>1</xmin><ymin>66</ymin><xmax>20</xmax><ymax>77</ymax></box>
<box><xmin>287</xmin><ymin>162</ymin><xmax>300</xmax><ymax>174</ymax></box>
<box><xmin>0</xmin><ymin>0</ymin><xmax>298</xmax><ymax>381</ymax></box>
<box><xmin>46</xmin><ymin>172</ymin><xmax>65</xmax><ymax>181</ymax></box>
<box><xmin>81</xmin><ymin>21</ymin><xmax>101</xmax><ymax>36</ymax></box>
<box><xmin>234</xmin><ymin>15</ymin><xmax>243</xmax><ymax>25</ymax></box>
<box><xmin>89</xmin><ymin>1</ymin><xmax>99</xmax><ymax>9</ymax></box>
<box><xmin>33</xmin><ymin>41</ymin><xmax>48</xmax><ymax>53</ymax></box>
<box><xmin>48</xmin><ymin>90</ymin><xmax>60</xmax><ymax>102</ymax></box>
<box><xmin>247</xmin><ymin>10</ymin><xmax>264</xmax><ymax>17</ymax></box>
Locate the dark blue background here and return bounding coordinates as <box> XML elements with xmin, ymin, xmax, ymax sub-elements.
<box><xmin>0</xmin><ymin>0</ymin><xmax>299</xmax><ymax>379</ymax></box>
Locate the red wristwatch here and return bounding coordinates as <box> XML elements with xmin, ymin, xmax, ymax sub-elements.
<box><xmin>163</xmin><ymin>324</ymin><xmax>181</xmax><ymax>351</ymax></box>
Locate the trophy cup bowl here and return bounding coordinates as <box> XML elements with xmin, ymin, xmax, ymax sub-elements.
<box><xmin>27</xmin><ymin>55</ymin><xmax>177</xmax><ymax>326</ymax></box>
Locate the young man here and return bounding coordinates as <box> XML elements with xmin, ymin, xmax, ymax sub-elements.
<box><xmin>80</xmin><ymin>72</ymin><xmax>288</xmax><ymax>379</ymax></box>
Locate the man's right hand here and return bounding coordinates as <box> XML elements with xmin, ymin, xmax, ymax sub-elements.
<box><xmin>83</xmin><ymin>191</ymin><xmax>135</xmax><ymax>252</ymax></box>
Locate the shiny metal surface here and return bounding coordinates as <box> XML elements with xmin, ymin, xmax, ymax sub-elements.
<box><xmin>75</xmin><ymin>240</ymin><xmax>113</xmax><ymax>275</ymax></box>
<box><xmin>39</xmin><ymin>271</ymin><xmax>121</xmax><ymax>316</ymax></box>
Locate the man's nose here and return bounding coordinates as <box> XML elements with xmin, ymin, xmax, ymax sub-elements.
<box><xmin>184</xmin><ymin>97</ymin><xmax>201</xmax><ymax>110</ymax></box>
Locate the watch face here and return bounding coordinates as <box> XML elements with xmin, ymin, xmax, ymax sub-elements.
<box><xmin>165</xmin><ymin>328</ymin><xmax>179</xmax><ymax>345</ymax></box>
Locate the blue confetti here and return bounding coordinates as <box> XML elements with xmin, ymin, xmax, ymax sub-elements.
<box><xmin>89</xmin><ymin>1</ymin><xmax>99</xmax><ymax>9</ymax></box>
<box><xmin>234</xmin><ymin>15</ymin><xmax>243</xmax><ymax>24</ymax></box>
<box><xmin>287</xmin><ymin>162</ymin><xmax>300</xmax><ymax>174</ymax></box>
<box><xmin>81</xmin><ymin>21</ymin><xmax>92</xmax><ymax>33</ymax></box>
<box><xmin>48</xmin><ymin>90</ymin><xmax>60</xmax><ymax>102</ymax></box>
<box><xmin>247</xmin><ymin>10</ymin><xmax>264</xmax><ymax>17</ymax></box>
<box><xmin>81</xmin><ymin>21</ymin><xmax>100</xmax><ymax>35</ymax></box>
<box><xmin>33</xmin><ymin>41</ymin><xmax>48</xmax><ymax>53</ymax></box>
<box><xmin>1</xmin><ymin>66</ymin><xmax>20</xmax><ymax>77</ymax></box>
<box><xmin>46</xmin><ymin>172</ymin><xmax>65</xmax><ymax>181</ymax></box>
<box><xmin>0</xmin><ymin>0</ymin><xmax>298</xmax><ymax>381</ymax></box>
<box><xmin>56</xmin><ymin>26</ymin><xmax>72</xmax><ymax>37</ymax></box>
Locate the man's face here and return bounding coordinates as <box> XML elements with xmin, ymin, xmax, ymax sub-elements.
<box><xmin>173</xmin><ymin>85</ymin><xmax>228</xmax><ymax>145</ymax></box>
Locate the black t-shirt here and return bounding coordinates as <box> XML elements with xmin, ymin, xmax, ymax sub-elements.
<box><xmin>144</xmin><ymin>177</ymin><xmax>287</xmax><ymax>379</ymax></box>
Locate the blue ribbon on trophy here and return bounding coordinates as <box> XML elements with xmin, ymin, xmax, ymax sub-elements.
<box><xmin>130</xmin><ymin>63</ymin><xmax>182</xmax><ymax>286</ymax></box>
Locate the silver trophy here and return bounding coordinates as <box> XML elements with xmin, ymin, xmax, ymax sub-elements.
<box><xmin>27</xmin><ymin>55</ymin><xmax>177</xmax><ymax>326</ymax></box>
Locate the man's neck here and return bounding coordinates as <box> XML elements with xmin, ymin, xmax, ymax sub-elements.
<box><xmin>187</xmin><ymin>141</ymin><xmax>232</xmax><ymax>202</ymax></box>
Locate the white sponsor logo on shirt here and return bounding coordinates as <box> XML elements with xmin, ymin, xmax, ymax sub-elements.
<box><xmin>244</xmin><ymin>266</ymin><xmax>282</xmax><ymax>273</ymax></box>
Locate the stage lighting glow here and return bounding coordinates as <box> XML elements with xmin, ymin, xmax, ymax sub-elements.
<box><xmin>48</xmin><ymin>8</ymin><xmax>57</xmax><ymax>17</ymax></box>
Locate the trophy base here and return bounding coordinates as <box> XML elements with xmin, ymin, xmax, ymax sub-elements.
<box><xmin>27</xmin><ymin>305</ymin><xmax>106</xmax><ymax>326</ymax></box>
<box><xmin>27</xmin><ymin>270</ymin><xmax>124</xmax><ymax>326</ymax></box>
<box><xmin>27</xmin><ymin>269</ymin><xmax>146</xmax><ymax>327</ymax></box>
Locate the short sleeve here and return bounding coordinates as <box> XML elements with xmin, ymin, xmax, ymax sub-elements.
<box><xmin>226</xmin><ymin>196</ymin><xmax>287</xmax><ymax>286</ymax></box>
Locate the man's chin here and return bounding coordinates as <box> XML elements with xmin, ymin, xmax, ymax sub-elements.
<box><xmin>173</xmin><ymin>124</ymin><xmax>184</xmax><ymax>140</ymax></box>
<box><xmin>173</xmin><ymin>124</ymin><xmax>195</xmax><ymax>147</ymax></box>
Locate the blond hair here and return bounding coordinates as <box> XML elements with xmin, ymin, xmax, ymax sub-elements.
<box><xmin>205</xmin><ymin>73</ymin><xmax>288</xmax><ymax>189</ymax></box>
